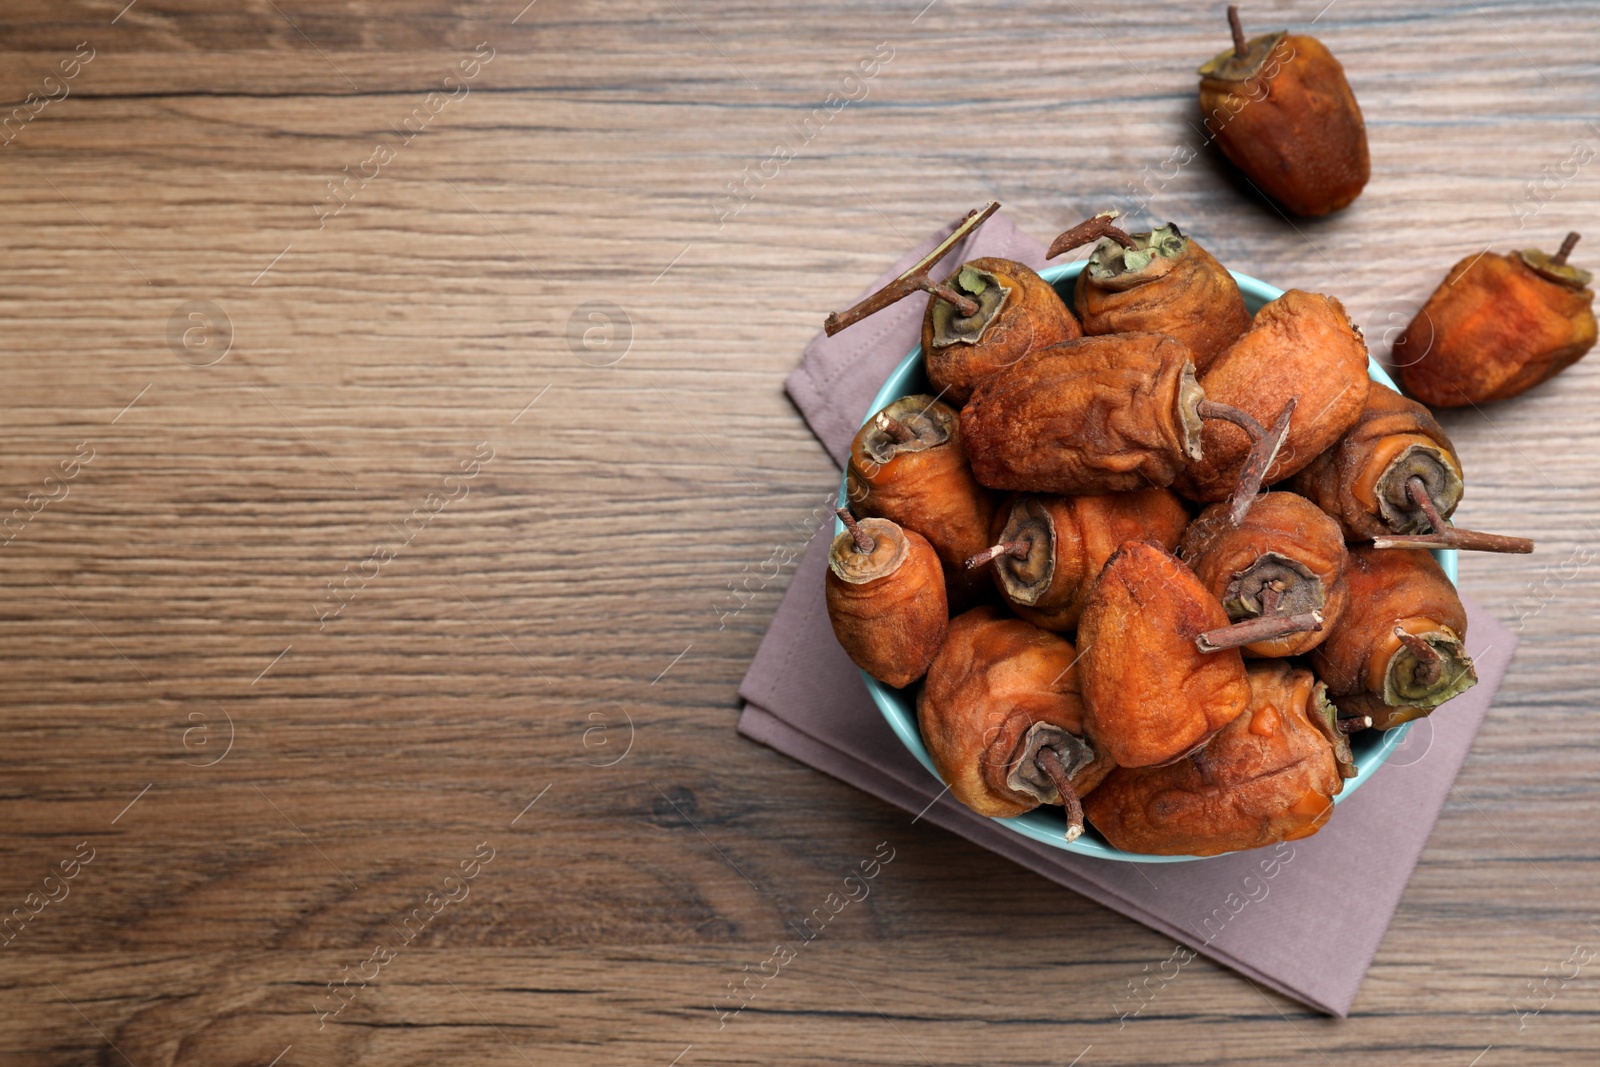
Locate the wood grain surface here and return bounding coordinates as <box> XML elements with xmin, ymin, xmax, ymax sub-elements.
<box><xmin>1</xmin><ymin>1</ymin><xmax>1597</xmax><ymax>1064</ymax></box>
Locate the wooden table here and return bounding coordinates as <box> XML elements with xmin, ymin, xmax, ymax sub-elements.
<box><xmin>2</xmin><ymin>2</ymin><xmax>1596</xmax><ymax>1064</ymax></box>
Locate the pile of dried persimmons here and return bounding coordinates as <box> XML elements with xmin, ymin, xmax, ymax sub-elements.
<box><xmin>821</xmin><ymin>8</ymin><xmax>1592</xmax><ymax>856</ymax></box>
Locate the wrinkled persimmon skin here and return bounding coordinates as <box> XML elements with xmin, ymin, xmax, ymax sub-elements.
<box><xmin>1085</xmin><ymin>661</ymin><xmax>1344</xmax><ymax>856</ymax></box>
<box><xmin>1396</xmin><ymin>252</ymin><xmax>1598</xmax><ymax>407</ymax></box>
<box><xmin>825</xmin><ymin>523</ymin><xmax>948</xmax><ymax>689</ymax></box>
<box><xmin>1289</xmin><ymin>382</ymin><xmax>1461</xmax><ymax>540</ymax></box>
<box><xmin>1177</xmin><ymin>290</ymin><xmax>1369</xmax><ymax>502</ymax></box>
<box><xmin>961</xmin><ymin>333</ymin><xmax>1198</xmax><ymax>495</ymax></box>
<box><xmin>1074</xmin><ymin>238</ymin><xmax>1250</xmax><ymax>375</ymax></box>
<box><xmin>995</xmin><ymin>490</ymin><xmax>1191</xmax><ymax>632</ymax></box>
<box><xmin>847</xmin><ymin>396</ymin><xmax>997</xmax><ymax>608</ymax></box>
<box><xmin>1078</xmin><ymin>541</ymin><xmax>1252</xmax><ymax>769</ymax></box>
<box><xmin>922</xmin><ymin>257</ymin><xmax>1080</xmax><ymax>406</ymax></box>
<box><xmin>1179</xmin><ymin>493</ymin><xmax>1348</xmax><ymax>657</ymax></box>
<box><xmin>1199</xmin><ymin>33</ymin><xmax>1369</xmax><ymax>217</ymax></box>
<box><xmin>918</xmin><ymin>606</ymin><xmax>1115</xmax><ymax>818</ymax></box>
<box><xmin>1311</xmin><ymin>546</ymin><xmax>1467</xmax><ymax>699</ymax></box>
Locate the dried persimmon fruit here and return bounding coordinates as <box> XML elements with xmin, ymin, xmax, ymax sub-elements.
<box><xmin>961</xmin><ymin>332</ymin><xmax>1292</xmax><ymax>519</ymax></box>
<box><xmin>847</xmin><ymin>395</ymin><xmax>998</xmax><ymax>606</ymax></box>
<box><xmin>1077</xmin><ymin>541</ymin><xmax>1254</xmax><ymax>768</ymax></box>
<box><xmin>825</xmin><ymin>509</ymin><xmax>948</xmax><ymax>689</ymax></box>
<box><xmin>918</xmin><ymin>606</ymin><xmax>1114</xmax><ymax>839</ymax></box>
<box><xmin>1198</xmin><ymin>6</ymin><xmax>1369</xmax><ymax>217</ymax></box>
<box><xmin>968</xmin><ymin>489</ymin><xmax>1190</xmax><ymax>632</ymax></box>
<box><xmin>1176</xmin><ymin>289</ymin><xmax>1368</xmax><ymax>503</ymax></box>
<box><xmin>1311</xmin><ymin>545</ymin><xmax>1477</xmax><ymax>713</ymax></box>
<box><xmin>1290</xmin><ymin>382</ymin><xmax>1533</xmax><ymax>553</ymax></box>
<box><xmin>1396</xmin><ymin>232</ymin><xmax>1596</xmax><ymax>407</ymax></box>
<box><xmin>1051</xmin><ymin>213</ymin><xmax>1250</xmax><ymax>374</ymax></box>
<box><xmin>1179</xmin><ymin>492</ymin><xmax>1347</xmax><ymax>657</ymax></box>
<box><xmin>1084</xmin><ymin>660</ymin><xmax>1346</xmax><ymax>856</ymax></box>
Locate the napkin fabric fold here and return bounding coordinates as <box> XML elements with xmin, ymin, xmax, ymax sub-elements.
<box><xmin>742</xmin><ymin>214</ymin><xmax>1516</xmax><ymax>1017</ymax></box>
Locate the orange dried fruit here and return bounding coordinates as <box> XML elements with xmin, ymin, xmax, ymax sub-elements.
<box><xmin>918</xmin><ymin>606</ymin><xmax>1115</xmax><ymax>839</ymax></box>
<box><xmin>1084</xmin><ymin>660</ymin><xmax>1346</xmax><ymax>856</ymax></box>
<box><xmin>1198</xmin><ymin>6</ymin><xmax>1369</xmax><ymax>217</ymax></box>
<box><xmin>1396</xmin><ymin>232</ymin><xmax>1596</xmax><ymax>407</ymax></box>
<box><xmin>1179</xmin><ymin>492</ymin><xmax>1347</xmax><ymax>657</ymax></box>
<box><xmin>968</xmin><ymin>489</ymin><xmax>1190</xmax><ymax>632</ymax></box>
<box><xmin>825</xmin><ymin>509</ymin><xmax>948</xmax><ymax>689</ymax></box>
<box><xmin>1051</xmin><ymin>213</ymin><xmax>1251</xmax><ymax>374</ymax></box>
<box><xmin>1311</xmin><ymin>545</ymin><xmax>1477</xmax><ymax>714</ymax></box>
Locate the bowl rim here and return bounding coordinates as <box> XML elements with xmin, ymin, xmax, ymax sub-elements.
<box><xmin>836</xmin><ymin>261</ymin><xmax>1457</xmax><ymax>862</ymax></box>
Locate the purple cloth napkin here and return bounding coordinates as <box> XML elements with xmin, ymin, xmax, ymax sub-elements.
<box><xmin>741</xmin><ymin>214</ymin><xmax>1518</xmax><ymax>1017</ymax></box>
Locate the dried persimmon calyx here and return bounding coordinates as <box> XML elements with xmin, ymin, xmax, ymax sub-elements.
<box><xmin>1369</xmin><ymin>440</ymin><xmax>1463</xmax><ymax>534</ymax></box>
<box><xmin>855</xmin><ymin>397</ymin><xmax>955</xmax><ymax>465</ymax></box>
<box><xmin>929</xmin><ymin>266</ymin><xmax>1013</xmax><ymax>347</ymax></box>
<box><xmin>1384</xmin><ymin>625</ymin><xmax>1476</xmax><ymax>709</ymax></box>
<box><xmin>1305</xmin><ymin>682</ymin><xmax>1358</xmax><ymax>779</ymax></box>
<box><xmin>827</xmin><ymin>516</ymin><xmax>907</xmax><ymax>583</ymax></box>
<box><xmin>1518</xmin><ymin>242</ymin><xmax>1593</xmax><ymax>289</ymax></box>
<box><xmin>1174</xmin><ymin>361</ymin><xmax>1207</xmax><ymax>462</ymax></box>
<box><xmin>985</xmin><ymin>497</ymin><xmax>1053</xmax><ymax>605</ymax></box>
<box><xmin>1083</xmin><ymin>222</ymin><xmax>1189</xmax><ymax>290</ymax></box>
<box><xmin>1198</xmin><ymin>23</ymin><xmax>1288</xmax><ymax>85</ymax></box>
<box><xmin>1222</xmin><ymin>551</ymin><xmax>1322</xmax><ymax>620</ymax></box>
<box><xmin>1003</xmin><ymin>722</ymin><xmax>1094</xmax><ymax>805</ymax></box>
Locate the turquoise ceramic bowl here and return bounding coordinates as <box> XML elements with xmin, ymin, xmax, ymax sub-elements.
<box><xmin>837</xmin><ymin>262</ymin><xmax>1458</xmax><ymax>862</ymax></box>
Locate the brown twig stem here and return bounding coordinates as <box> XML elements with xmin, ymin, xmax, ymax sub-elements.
<box><xmin>835</xmin><ymin>507</ymin><xmax>875</xmax><ymax>555</ymax></box>
<box><xmin>877</xmin><ymin>416</ymin><xmax>916</xmax><ymax>444</ymax></box>
<box><xmin>1337</xmin><ymin>716</ymin><xmax>1372</xmax><ymax>734</ymax></box>
<box><xmin>1228</xmin><ymin>5</ymin><xmax>1248</xmax><ymax>58</ymax></box>
<box><xmin>1196</xmin><ymin>609</ymin><xmax>1323</xmax><ymax>653</ymax></box>
<box><xmin>1033</xmin><ymin>746</ymin><xmax>1084</xmax><ymax>843</ymax></box>
<box><xmin>823</xmin><ymin>202</ymin><xmax>1000</xmax><ymax>336</ymax></box>
<box><xmin>1371</xmin><ymin>477</ymin><xmax>1535</xmax><ymax>553</ymax></box>
<box><xmin>1047</xmin><ymin>211</ymin><xmax>1139</xmax><ymax>259</ymax></box>
<box><xmin>1554</xmin><ymin>231</ymin><xmax>1582</xmax><ymax>266</ymax></box>
<box><xmin>1196</xmin><ymin>396</ymin><xmax>1296</xmax><ymax>526</ymax></box>
<box><xmin>1393</xmin><ymin>627</ymin><xmax>1444</xmax><ymax>687</ymax></box>
<box><xmin>1196</xmin><ymin>398</ymin><xmax>1265</xmax><ymax>438</ymax></box>
<box><xmin>965</xmin><ymin>541</ymin><xmax>1031</xmax><ymax>569</ymax></box>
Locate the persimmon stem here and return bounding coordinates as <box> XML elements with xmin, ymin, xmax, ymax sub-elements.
<box><xmin>1257</xmin><ymin>580</ymin><xmax>1285</xmax><ymax>617</ymax></box>
<box><xmin>925</xmin><ymin>281</ymin><xmax>982</xmax><ymax>317</ymax></box>
<box><xmin>1393</xmin><ymin>627</ymin><xmax>1443</xmax><ymax>687</ymax></box>
<box><xmin>1197</xmin><ymin>396</ymin><xmax>1297</xmax><ymax>526</ymax></box>
<box><xmin>1033</xmin><ymin>746</ymin><xmax>1084</xmax><ymax>843</ymax></box>
<box><xmin>965</xmin><ymin>541</ymin><xmax>1031</xmax><ymax>569</ymax></box>
<box><xmin>1196</xmin><ymin>398</ymin><xmax>1264</xmax><ymax>438</ymax></box>
<box><xmin>1196</xmin><ymin>609</ymin><xmax>1323</xmax><ymax>653</ymax></box>
<box><xmin>1228</xmin><ymin>5</ymin><xmax>1248</xmax><ymax>58</ymax></box>
<box><xmin>878</xmin><ymin>415</ymin><xmax>916</xmax><ymax>444</ymax></box>
<box><xmin>835</xmin><ymin>507</ymin><xmax>876</xmax><ymax>555</ymax></box>
<box><xmin>1554</xmin><ymin>231</ymin><xmax>1581</xmax><ymax>266</ymax></box>
<box><xmin>1407</xmin><ymin>475</ymin><xmax>1448</xmax><ymax>532</ymax></box>
<box><xmin>824</xmin><ymin>202</ymin><xmax>1000</xmax><ymax>336</ymax></box>
<box><xmin>1372</xmin><ymin>477</ymin><xmax>1535</xmax><ymax>553</ymax></box>
<box><xmin>1047</xmin><ymin>211</ymin><xmax>1139</xmax><ymax>259</ymax></box>
<box><xmin>1337</xmin><ymin>715</ymin><xmax>1372</xmax><ymax>734</ymax></box>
